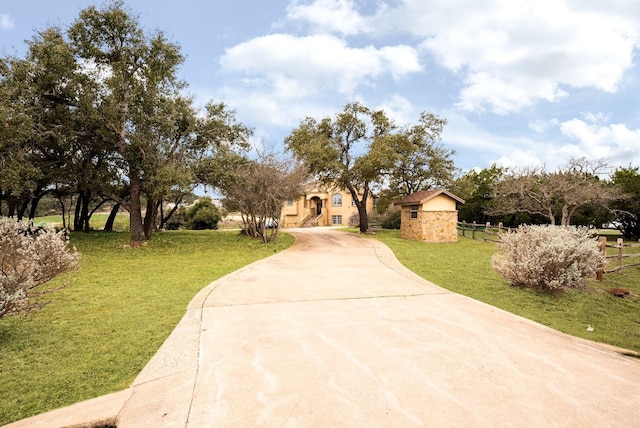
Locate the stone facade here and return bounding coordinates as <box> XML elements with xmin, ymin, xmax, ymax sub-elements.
<box><xmin>400</xmin><ymin>209</ymin><xmax>459</xmax><ymax>242</ymax></box>
<box><xmin>395</xmin><ymin>189</ymin><xmax>464</xmax><ymax>243</ymax></box>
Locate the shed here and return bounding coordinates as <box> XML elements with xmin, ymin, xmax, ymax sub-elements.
<box><xmin>394</xmin><ymin>189</ymin><xmax>465</xmax><ymax>242</ymax></box>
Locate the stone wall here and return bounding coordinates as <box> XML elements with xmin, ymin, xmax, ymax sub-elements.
<box><xmin>400</xmin><ymin>209</ymin><xmax>458</xmax><ymax>242</ymax></box>
<box><xmin>400</xmin><ymin>208</ymin><xmax>422</xmax><ymax>240</ymax></box>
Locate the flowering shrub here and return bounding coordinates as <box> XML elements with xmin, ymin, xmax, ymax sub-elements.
<box><xmin>0</xmin><ymin>219</ymin><xmax>80</xmax><ymax>319</ymax></box>
<box><xmin>492</xmin><ymin>225</ymin><xmax>605</xmax><ymax>295</ymax></box>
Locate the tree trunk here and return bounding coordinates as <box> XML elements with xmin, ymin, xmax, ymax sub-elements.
<box><xmin>104</xmin><ymin>203</ymin><xmax>120</xmax><ymax>232</ymax></box>
<box><xmin>6</xmin><ymin>194</ymin><xmax>17</xmax><ymax>218</ymax></box>
<box><xmin>81</xmin><ymin>195</ymin><xmax>92</xmax><ymax>232</ymax></box>
<box><xmin>143</xmin><ymin>198</ymin><xmax>160</xmax><ymax>240</ymax></box>
<box><xmin>29</xmin><ymin>191</ymin><xmax>44</xmax><ymax>220</ymax></box>
<box><xmin>159</xmin><ymin>195</ymin><xmax>183</xmax><ymax>229</ymax></box>
<box><xmin>129</xmin><ymin>170</ymin><xmax>144</xmax><ymax>243</ymax></box>
<box><xmin>17</xmin><ymin>198</ymin><xmax>29</xmax><ymax>221</ymax></box>
<box><xmin>547</xmin><ymin>206</ymin><xmax>556</xmax><ymax>225</ymax></box>
<box><xmin>561</xmin><ymin>204</ymin><xmax>570</xmax><ymax>227</ymax></box>
<box><xmin>357</xmin><ymin>202</ymin><xmax>369</xmax><ymax>233</ymax></box>
<box><xmin>57</xmin><ymin>194</ymin><xmax>68</xmax><ymax>230</ymax></box>
<box><xmin>347</xmin><ymin>184</ymin><xmax>370</xmax><ymax>233</ymax></box>
<box><xmin>28</xmin><ymin>189</ymin><xmax>46</xmax><ymax>220</ymax></box>
<box><xmin>28</xmin><ymin>196</ymin><xmax>39</xmax><ymax>220</ymax></box>
<box><xmin>73</xmin><ymin>191</ymin><xmax>93</xmax><ymax>232</ymax></box>
<box><xmin>74</xmin><ymin>192</ymin><xmax>93</xmax><ymax>232</ymax></box>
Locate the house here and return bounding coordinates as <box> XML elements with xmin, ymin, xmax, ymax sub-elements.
<box><xmin>394</xmin><ymin>189</ymin><xmax>465</xmax><ymax>242</ymax></box>
<box><xmin>281</xmin><ymin>182</ymin><xmax>375</xmax><ymax>228</ymax></box>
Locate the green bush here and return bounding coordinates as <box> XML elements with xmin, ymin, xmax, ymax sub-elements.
<box><xmin>186</xmin><ymin>198</ymin><xmax>221</xmax><ymax>230</ymax></box>
<box><xmin>380</xmin><ymin>208</ymin><xmax>401</xmax><ymax>229</ymax></box>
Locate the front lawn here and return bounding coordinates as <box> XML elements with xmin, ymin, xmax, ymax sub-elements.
<box><xmin>0</xmin><ymin>230</ymin><xmax>294</xmax><ymax>425</ymax></box>
<box><xmin>366</xmin><ymin>230</ymin><xmax>640</xmax><ymax>354</ymax></box>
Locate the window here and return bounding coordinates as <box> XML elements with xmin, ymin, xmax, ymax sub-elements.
<box><xmin>287</xmin><ymin>200</ymin><xmax>294</xmax><ymax>206</ymax></box>
<box><xmin>332</xmin><ymin>215</ymin><xmax>343</xmax><ymax>225</ymax></box>
<box><xmin>410</xmin><ymin>205</ymin><xmax>419</xmax><ymax>219</ymax></box>
<box><xmin>332</xmin><ymin>193</ymin><xmax>342</xmax><ymax>207</ymax></box>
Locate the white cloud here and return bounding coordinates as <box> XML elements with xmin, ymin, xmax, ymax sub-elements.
<box><xmin>286</xmin><ymin>0</ymin><xmax>368</xmax><ymax>35</ymax></box>
<box><xmin>1</xmin><ymin>14</ymin><xmax>15</xmax><ymax>30</ymax></box>
<box><xmin>559</xmin><ymin>116</ymin><xmax>640</xmax><ymax>165</ymax></box>
<box><xmin>529</xmin><ymin>118</ymin><xmax>560</xmax><ymax>133</ymax></box>
<box><xmin>410</xmin><ymin>1</ymin><xmax>639</xmax><ymax>114</ymax></box>
<box><xmin>376</xmin><ymin>94</ymin><xmax>415</xmax><ymax>125</ymax></box>
<box><xmin>455</xmin><ymin>72</ymin><xmax>567</xmax><ymax>114</ymax></box>
<box><xmin>440</xmin><ymin>109</ymin><xmax>640</xmax><ymax>172</ymax></box>
<box><xmin>219</xmin><ymin>33</ymin><xmax>422</xmax><ymax>96</ymax></box>
<box><xmin>291</xmin><ymin>0</ymin><xmax>640</xmax><ymax>114</ymax></box>
<box><xmin>210</xmin><ymin>0</ymin><xmax>640</xmax><ymax>170</ymax></box>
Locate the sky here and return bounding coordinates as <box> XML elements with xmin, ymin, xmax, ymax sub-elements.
<box><xmin>2</xmin><ymin>0</ymin><xmax>640</xmax><ymax>174</ymax></box>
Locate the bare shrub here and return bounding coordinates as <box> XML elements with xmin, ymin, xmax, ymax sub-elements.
<box><xmin>492</xmin><ymin>225</ymin><xmax>605</xmax><ymax>295</ymax></box>
<box><xmin>222</xmin><ymin>152</ymin><xmax>307</xmax><ymax>243</ymax></box>
<box><xmin>0</xmin><ymin>219</ymin><xmax>80</xmax><ymax>319</ymax></box>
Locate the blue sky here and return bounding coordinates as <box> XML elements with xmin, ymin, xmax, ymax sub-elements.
<box><xmin>2</xmin><ymin>0</ymin><xmax>640</xmax><ymax>174</ymax></box>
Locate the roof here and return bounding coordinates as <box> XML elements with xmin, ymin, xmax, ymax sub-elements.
<box><xmin>394</xmin><ymin>189</ymin><xmax>465</xmax><ymax>206</ymax></box>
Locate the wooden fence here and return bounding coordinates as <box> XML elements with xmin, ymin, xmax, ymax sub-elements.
<box><xmin>597</xmin><ymin>237</ymin><xmax>640</xmax><ymax>278</ymax></box>
<box><xmin>457</xmin><ymin>221</ymin><xmax>511</xmax><ymax>243</ymax></box>
<box><xmin>458</xmin><ymin>221</ymin><xmax>640</xmax><ymax>280</ymax></box>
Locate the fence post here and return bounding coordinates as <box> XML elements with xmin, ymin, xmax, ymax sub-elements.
<box><xmin>498</xmin><ymin>222</ymin><xmax>503</xmax><ymax>233</ymax></box>
<box><xmin>461</xmin><ymin>221</ymin><xmax>466</xmax><ymax>237</ymax></box>
<box><xmin>617</xmin><ymin>238</ymin><xmax>624</xmax><ymax>268</ymax></box>
<box><xmin>472</xmin><ymin>221</ymin><xmax>477</xmax><ymax>240</ymax></box>
<box><xmin>596</xmin><ymin>236</ymin><xmax>607</xmax><ymax>281</ymax></box>
<box><xmin>484</xmin><ymin>222</ymin><xmax>490</xmax><ymax>242</ymax></box>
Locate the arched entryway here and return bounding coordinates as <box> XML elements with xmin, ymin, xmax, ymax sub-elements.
<box><xmin>310</xmin><ymin>196</ymin><xmax>323</xmax><ymax>216</ymax></box>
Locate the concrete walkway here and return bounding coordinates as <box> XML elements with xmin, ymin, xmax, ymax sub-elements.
<box><xmin>7</xmin><ymin>228</ymin><xmax>640</xmax><ymax>427</ymax></box>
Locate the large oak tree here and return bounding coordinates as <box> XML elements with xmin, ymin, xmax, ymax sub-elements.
<box><xmin>285</xmin><ymin>102</ymin><xmax>453</xmax><ymax>233</ymax></box>
<box><xmin>68</xmin><ymin>1</ymin><xmax>187</xmax><ymax>242</ymax></box>
<box><xmin>285</xmin><ymin>102</ymin><xmax>394</xmax><ymax>233</ymax></box>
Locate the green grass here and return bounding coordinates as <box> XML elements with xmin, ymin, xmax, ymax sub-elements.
<box><xmin>35</xmin><ymin>213</ymin><xmax>131</xmax><ymax>232</ymax></box>
<box><xmin>0</xmin><ymin>230</ymin><xmax>294</xmax><ymax>425</ymax></box>
<box><xmin>364</xmin><ymin>229</ymin><xmax>640</xmax><ymax>354</ymax></box>
<box><xmin>2</xmin><ymin>226</ymin><xmax>638</xmax><ymax>424</ymax></box>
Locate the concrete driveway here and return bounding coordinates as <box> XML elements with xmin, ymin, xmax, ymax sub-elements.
<box><xmin>8</xmin><ymin>228</ymin><xmax>640</xmax><ymax>427</ymax></box>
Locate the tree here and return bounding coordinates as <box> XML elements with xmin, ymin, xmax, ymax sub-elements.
<box><xmin>137</xmin><ymin>95</ymin><xmax>197</xmax><ymax>239</ymax></box>
<box><xmin>386</xmin><ymin>112</ymin><xmax>455</xmax><ymax>197</ymax></box>
<box><xmin>285</xmin><ymin>102</ymin><xmax>395</xmax><ymax>233</ymax></box>
<box><xmin>286</xmin><ymin>103</ymin><xmax>454</xmax><ymax>231</ymax></box>
<box><xmin>69</xmin><ymin>0</ymin><xmax>187</xmax><ymax>243</ymax></box>
<box><xmin>140</xmin><ymin>100</ymin><xmax>253</xmax><ymax>238</ymax></box>
<box><xmin>0</xmin><ymin>57</ymin><xmax>36</xmax><ymax>218</ymax></box>
<box><xmin>0</xmin><ymin>219</ymin><xmax>80</xmax><ymax>319</ymax></box>
<box><xmin>2</xmin><ymin>2</ymin><xmax>251</xmax><ymax>240</ymax></box>
<box><xmin>489</xmin><ymin>158</ymin><xmax>621</xmax><ymax>226</ymax></box>
<box><xmin>611</xmin><ymin>166</ymin><xmax>640</xmax><ymax>239</ymax></box>
<box><xmin>451</xmin><ymin>164</ymin><xmax>505</xmax><ymax>223</ymax></box>
<box><xmin>0</xmin><ymin>27</ymin><xmax>81</xmax><ymax>221</ymax></box>
<box><xmin>0</xmin><ymin>22</ymin><xmax>124</xmax><ymax>229</ymax></box>
<box><xmin>220</xmin><ymin>152</ymin><xmax>307</xmax><ymax>243</ymax></box>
